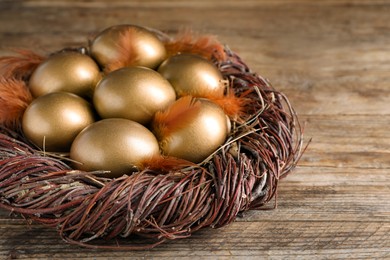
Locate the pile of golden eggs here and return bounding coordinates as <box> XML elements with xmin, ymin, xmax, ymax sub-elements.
<box><xmin>22</xmin><ymin>24</ymin><xmax>231</xmax><ymax>178</ymax></box>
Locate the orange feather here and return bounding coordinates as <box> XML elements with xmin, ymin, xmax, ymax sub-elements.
<box><xmin>0</xmin><ymin>77</ymin><xmax>33</xmax><ymax>129</ymax></box>
<box><xmin>141</xmin><ymin>154</ymin><xmax>196</xmax><ymax>172</ymax></box>
<box><xmin>152</xmin><ymin>96</ymin><xmax>201</xmax><ymax>139</ymax></box>
<box><xmin>0</xmin><ymin>49</ymin><xmax>45</xmax><ymax>80</ymax></box>
<box><xmin>165</xmin><ymin>29</ymin><xmax>226</xmax><ymax>62</ymax></box>
<box><xmin>204</xmin><ymin>90</ymin><xmax>249</xmax><ymax>121</ymax></box>
<box><xmin>104</xmin><ymin>28</ymin><xmax>139</xmax><ymax>73</ymax></box>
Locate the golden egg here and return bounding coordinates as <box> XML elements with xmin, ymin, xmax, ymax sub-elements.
<box><xmin>29</xmin><ymin>52</ymin><xmax>101</xmax><ymax>98</ymax></box>
<box><xmin>93</xmin><ymin>66</ymin><xmax>176</xmax><ymax>125</ymax></box>
<box><xmin>152</xmin><ymin>97</ymin><xmax>230</xmax><ymax>163</ymax></box>
<box><xmin>157</xmin><ymin>54</ymin><xmax>225</xmax><ymax>98</ymax></box>
<box><xmin>90</xmin><ymin>24</ymin><xmax>167</xmax><ymax>70</ymax></box>
<box><xmin>70</xmin><ymin>118</ymin><xmax>160</xmax><ymax>178</ymax></box>
<box><xmin>22</xmin><ymin>92</ymin><xmax>96</xmax><ymax>152</ymax></box>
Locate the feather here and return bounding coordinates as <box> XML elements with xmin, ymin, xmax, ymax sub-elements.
<box><xmin>0</xmin><ymin>77</ymin><xmax>33</xmax><ymax>129</ymax></box>
<box><xmin>104</xmin><ymin>27</ymin><xmax>139</xmax><ymax>73</ymax></box>
<box><xmin>0</xmin><ymin>49</ymin><xmax>45</xmax><ymax>80</ymax></box>
<box><xmin>204</xmin><ymin>89</ymin><xmax>249</xmax><ymax>121</ymax></box>
<box><xmin>141</xmin><ymin>154</ymin><xmax>195</xmax><ymax>172</ymax></box>
<box><xmin>165</xmin><ymin>29</ymin><xmax>226</xmax><ymax>61</ymax></box>
<box><xmin>152</xmin><ymin>96</ymin><xmax>201</xmax><ymax>139</ymax></box>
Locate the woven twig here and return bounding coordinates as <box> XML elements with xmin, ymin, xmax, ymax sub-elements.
<box><xmin>0</xmin><ymin>43</ymin><xmax>304</xmax><ymax>249</ymax></box>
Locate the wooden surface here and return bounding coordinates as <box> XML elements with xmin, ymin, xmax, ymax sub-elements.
<box><xmin>1</xmin><ymin>0</ymin><xmax>390</xmax><ymax>259</ymax></box>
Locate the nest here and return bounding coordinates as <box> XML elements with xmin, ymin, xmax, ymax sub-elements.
<box><xmin>0</xmin><ymin>29</ymin><xmax>304</xmax><ymax>250</ymax></box>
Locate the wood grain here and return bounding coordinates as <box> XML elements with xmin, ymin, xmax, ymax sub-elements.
<box><xmin>1</xmin><ymin>0</ymin><xmax>389</xmax><ymax>259</ymax></box>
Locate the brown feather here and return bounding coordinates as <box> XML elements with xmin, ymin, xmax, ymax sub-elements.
<box><xmin>104</xmin><ymin>28</ymin><xmax>139</xmax><ymax>73</ymax></box>
<box><xmin>152</xmin><ymin>96</ymin><xmax>201</xmax><ymax>139</ymax></box>
<box><xmin>165</xmin><ymin>29</ymin><xmax>226</xmax><ymax>61</ymax></box>
<box><xmin>0</xmin><ymin>77</ymin><xmax>33</xmax><ymax>129</ymax></box>
<box><xmin>0</xmin><ymin>49</ymin><xmax>45</xmax><ymax>80</ymax></box>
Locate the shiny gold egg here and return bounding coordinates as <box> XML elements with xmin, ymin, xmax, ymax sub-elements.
<box><xmin>29</xmin><ymin>52</ymin><xmax>101</xmax><ymax>98</ymax></box>
<box><xmin>70</xmin><ymin>118</ymin><xmax>160</xmax><ymax>178</ymax></box>
<box><xmin>93</xmin><ymin>66</ymin><xmax>176</xmax><ymax>125</ymax></box>
<box><xmin>157</xmin><ymin>54</ymin><xmax>225</xmax><ymax>98</ymax></box>
<box><xmin>22</xmin><ymin>92</ymin><xmax>96</xmax><ymax>152</ymax></box>
<box><xmin>152</xmin><ymin>97</ymin><xmax>230</xmax><ymax>163</ymax></box>
<box><xmin>90</xmin><ymin>24</ymin><xmax>167</xmax><ymax>70</ymax></box>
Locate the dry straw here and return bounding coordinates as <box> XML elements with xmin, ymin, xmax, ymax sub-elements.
<box><xmin>0</xmin><ymin>29</ymin><xmax>305</xmax><ymax>249</ymax></box>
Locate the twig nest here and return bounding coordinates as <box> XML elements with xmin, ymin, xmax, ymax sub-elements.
<box><xmin>0</xmin><ymin>24</ymin><xmax>305</xmax><ymax>250</ymax></box>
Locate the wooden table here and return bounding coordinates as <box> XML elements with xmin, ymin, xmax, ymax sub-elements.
<box><xmin>1</xmin><ymin>0</ymin><xmax>389</xmax><ymax>259</ymax></box>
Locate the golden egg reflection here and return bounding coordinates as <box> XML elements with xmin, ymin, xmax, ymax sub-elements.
<box><xmin>22</xmin><ymin>92</ymin><xmax>95</xmax><ymax>152</ymax></box>
<box><xmin>158</xmin><ymin>54</ymin><xmax>225</xmax><ymax>98</ymax></box>
<box><xmin>153</xmin><ymin>97</ymin><xmax>230</xmax><ymax>163</ymax></box>
<box><xmin>29</xmin><ymin>52</ymin><xmax>101</xmax><ymax>98</ymax></box>
<box><xmin>90</xmin><ymin>24</ymin><xmax>167</xmax><ymax>70</ymax></box>
<box><xmin>70</xmin><ymin>118</ymin><xmax>160</xmax><ymax>178</ymax></box>
<box><xmin>93</xmin><ymin>66</ymin><xmax>176</xmax><ymax>125</ymax></box>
